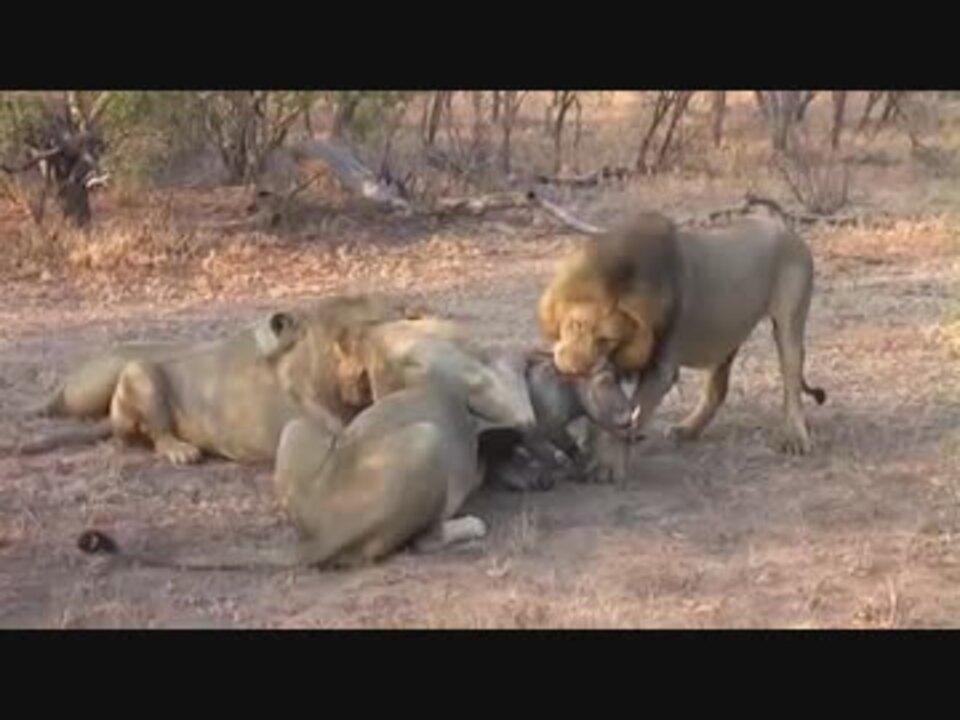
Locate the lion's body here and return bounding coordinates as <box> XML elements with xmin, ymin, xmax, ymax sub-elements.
<box><xmin>18</xmin><ymin>294</ymin><xmax>419</xmax><ymax>464</ymax></box>
<box><xmin>30</xmin><ymin>342</ymin><xmax>192</xmax><ymax>419</ymax></box>
<box><xmin>274</xmin><ymin>383</ymin><xmax>486</xmax><ymax>567</ymax></box>
<box><xmin>665</xmin><ymin>217</ymin><xmax>814</xmax><ymax>368</ymax></box>
<box><xmin>539</xmin><ymin>212</ymin><xmax>825</xmax><ymax>454</ymax></box>
<box><xmin>115</xmin><ymin>329</ymin><xmax>322</xmax><ymax>464</ymax></box>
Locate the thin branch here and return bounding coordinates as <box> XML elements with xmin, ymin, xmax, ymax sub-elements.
<box><xmin>525</xmin><ymin>189</ymin><xmax>604</xmax><ymax>234</ymax></box>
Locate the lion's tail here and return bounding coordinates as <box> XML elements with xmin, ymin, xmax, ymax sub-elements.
<box><xmin>802</xmin><ymin>379</ymin><xmax>827</xmax><ymax>406</ymax></box>
<box><xmin>22</xmin><ymin>386</ymin><xmax>67</xmax><ymax>418</ymax></box>
<box><xmin>2</xmin><ymin>419</ymin><xmax>113</xmax><ymax>457</ymax></box>
<box><xmin>77</xmin><ymin>529</ymin><xmax>297</xmax><ymax>573</ymax></box>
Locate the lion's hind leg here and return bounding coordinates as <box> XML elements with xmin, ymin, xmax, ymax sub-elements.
<box><xmin>295</xmin><ymin>421</ymin><xmax>450</xmax><ymax>567</ymax></box>
<box><xmin>768</xmin><ymin>256</ymin><xmax>821</xmax><ymax>455</ymax></box>
<box><xmin>25</xmin><ymin>355</ymin><xmax>129</xmax><ymax>419</ymax></box>
<box><xmin>274</xmin><ymin>417</ymin><xmax>338</xmax><ymax>519</ymax></box>
<box><xmin>110</xmin><ymin>360</ymin><xmax>201</xmax><ymax>465</ymax></box>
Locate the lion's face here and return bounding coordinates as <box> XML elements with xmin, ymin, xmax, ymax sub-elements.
<box><xmin>552</xmin><ymin>302</ymin><xmax>635</xmax><ymax>376</ymax></box>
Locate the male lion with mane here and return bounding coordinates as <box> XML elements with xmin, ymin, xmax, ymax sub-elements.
<box><xmin>538</xmin><ymin>210</ymin><xmax>826</xmax><ymax>455</ymax></box>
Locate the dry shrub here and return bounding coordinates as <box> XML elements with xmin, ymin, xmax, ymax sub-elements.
<box><xmin>62</xmin><ymin>209</ymin><xmax>204</xmax><ymax>273</ymax></box>
<box><xmin>910</xmin><ymin>143</ymin><xmax>957</xmax><ymax>178</ymax></box>
<box><xmin>0</xmin><ymin>197</ymin><xmax>224</xmax><ymax>284</ymax></box>
<box><xmin>815</xmin><ymin>215</ymin><xmax>958</xmax><ymax>264</ymax></box>
<box><xmin>773</xmin><ymin>137</ymin><xmax>852</xmax><ymax>215</ymax></box>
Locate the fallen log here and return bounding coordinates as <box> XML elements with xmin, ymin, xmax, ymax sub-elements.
<box><xmin>430</xmin><ymin>191</ymin><xmax>531</xmax><ymax>216</ymax></box>
<box><xmin>290</xmin><ymin>138</ymin><xmax>410</xmax><ymax>213</ymax></box>
<box><xmin>533</xmin><ymin>171</ymin><xmax>600</xmax><ymax>188</ymax></box>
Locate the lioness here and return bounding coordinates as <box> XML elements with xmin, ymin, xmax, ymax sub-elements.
<box><xmin>538</xmin><ymin>210</ymin><xmax>826</xmax><ymax>454</ymax></box>
<box><xmin>15</xmin><ymin>293</ymin><xmax>421</xmax><ymax>464</ymax></box>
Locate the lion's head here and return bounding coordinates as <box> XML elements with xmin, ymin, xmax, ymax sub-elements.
<box><xmin>538</xmin><ymin>212</ymin><xmax>678</xmax><ymax>377</ymax></box>
<box><xmin>548</xmin><ymin>300</ymin><xmax>639</xmax><ymax>376</ymax></box>
<box><xmin>269</xmin><ymin>294</ymin><xmax>425</xmax><ymax>417</ymax></box>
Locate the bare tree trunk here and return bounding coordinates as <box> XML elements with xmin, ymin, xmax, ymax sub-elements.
<box><xmin>858</xmin><ymin>91</ymin><xmax>883</xmax><ymax>132</ymax></box>
<box><xmin>301</xmin><ymin>95</ymin><xmax>315</xmax><ymax>137</ymax></box>
<box><xmin>377</xmin><ymin>99</ymin><xmax>410</xmax><ymax>180</ymax></box>
<box><xmin>58</xmin><ymin>181</ymin><xmax>91</xmax><ymax>227</ymax></box>
<box><xmin>551</xmin><ymin>91</ymin><xmax>578</xmax><ymax>174</ymax></box>
<box><xmin>332</xmin><ymin>94</ymin><xmax>360</xmax><ymax>139</ymax></box>
<box><xmin>711</xmin><ymin>91</ymin><xmax>727</xmax><ymax>148</ymax></box>
<box><xmin>654</xmin><ymin>91</ymin><xmax>694</xmax><ymax>170</ymax></box>
<box><xmin>470</xmin><ymin>91</ymin><xmax>487</xmax><ymax>154</ymax></box>
<box><xmin>498</xmin><ymin>91</ymin><xmax>525</xmax><ymax>175</ymax></box>
<box><xmin>762</xmin><ymin>91</ymin><xmax>803</xmax><ymax>152</ymax></box>
<box><xmin>754</xmin><ymin>91</ymin><xmax>769</xmax><ymax>118</ymax></box>
<box><xmin>830</xmin><ymin>91</ymin><xmax>847</xmax><ymax>150</ymax></box>
<box><xmin>424</xmin><ymin>91</ymin><xmax>449</xmax><ymax>148</ymax></box>
<box><xmin>795</xmin><ymin>91</ymin><xmax>817</xmax><ymax>121</ymax></box>
<box><xmin>572</xmin><ymin>96</ymin><xmax>583</xmax><ymax>173</ymax></box>
<box><xmin>635</xmin><ymin>91</ymin><xmax>674</xmax><ymax>172</ymax></box>
<box><xmin>545</xmin><ymin>91</ymin><xmax>559</xmax><ymax>134</ymax></box>
<box><xmin>881</xmin><ymin>92</ymin><xmax>903</xmax><ymax>123</ymax></box>
<box><xmin>212</xmin><ymin>92</ymin><xmax>259</xmax><ymax>184</ymax></box>
<box><xmin>65</xmin><ymin>91</ymin><xmax>85</xmax><ymax>130</ymax></box>
<box><xmin>500</xmin><ymin>96</ymin><xmax>514</xmax><ymax>175</ymax></box>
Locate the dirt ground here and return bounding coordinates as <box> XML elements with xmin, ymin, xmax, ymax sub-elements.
<box><xmin>1</xmin><ymin>92</ymin><xmax>958</xmax><ymax>627</ymax></box>
<box><xmin>0</xmin><ymin>191</ymin><xmax>956</xmax><ymax>629</ymax></box>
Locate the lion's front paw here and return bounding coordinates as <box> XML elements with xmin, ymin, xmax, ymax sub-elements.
<box><xmin>665</xmin><ymin>423</ymin><xmax>700</xmax><ymax>443</ymax></box>
<box><xmin>779</xmin><ymin>433</ymin><xmax>813</xmax><ymax>456</ymax></box>
<box><xmin>156</xmin><ymin>436</ymin><xmax>202</xmax><ymax>466</ymax></box>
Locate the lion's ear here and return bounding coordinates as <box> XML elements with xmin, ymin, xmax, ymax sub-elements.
<box><xmin>255</xmin><ymin>311</ymin><xmax>299</xmax><ymax>358</ymax></box>
<box><xmin>269</xmin><ymin>311</ymin><xmax>297</xmax><ymax>338</ymax></box>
